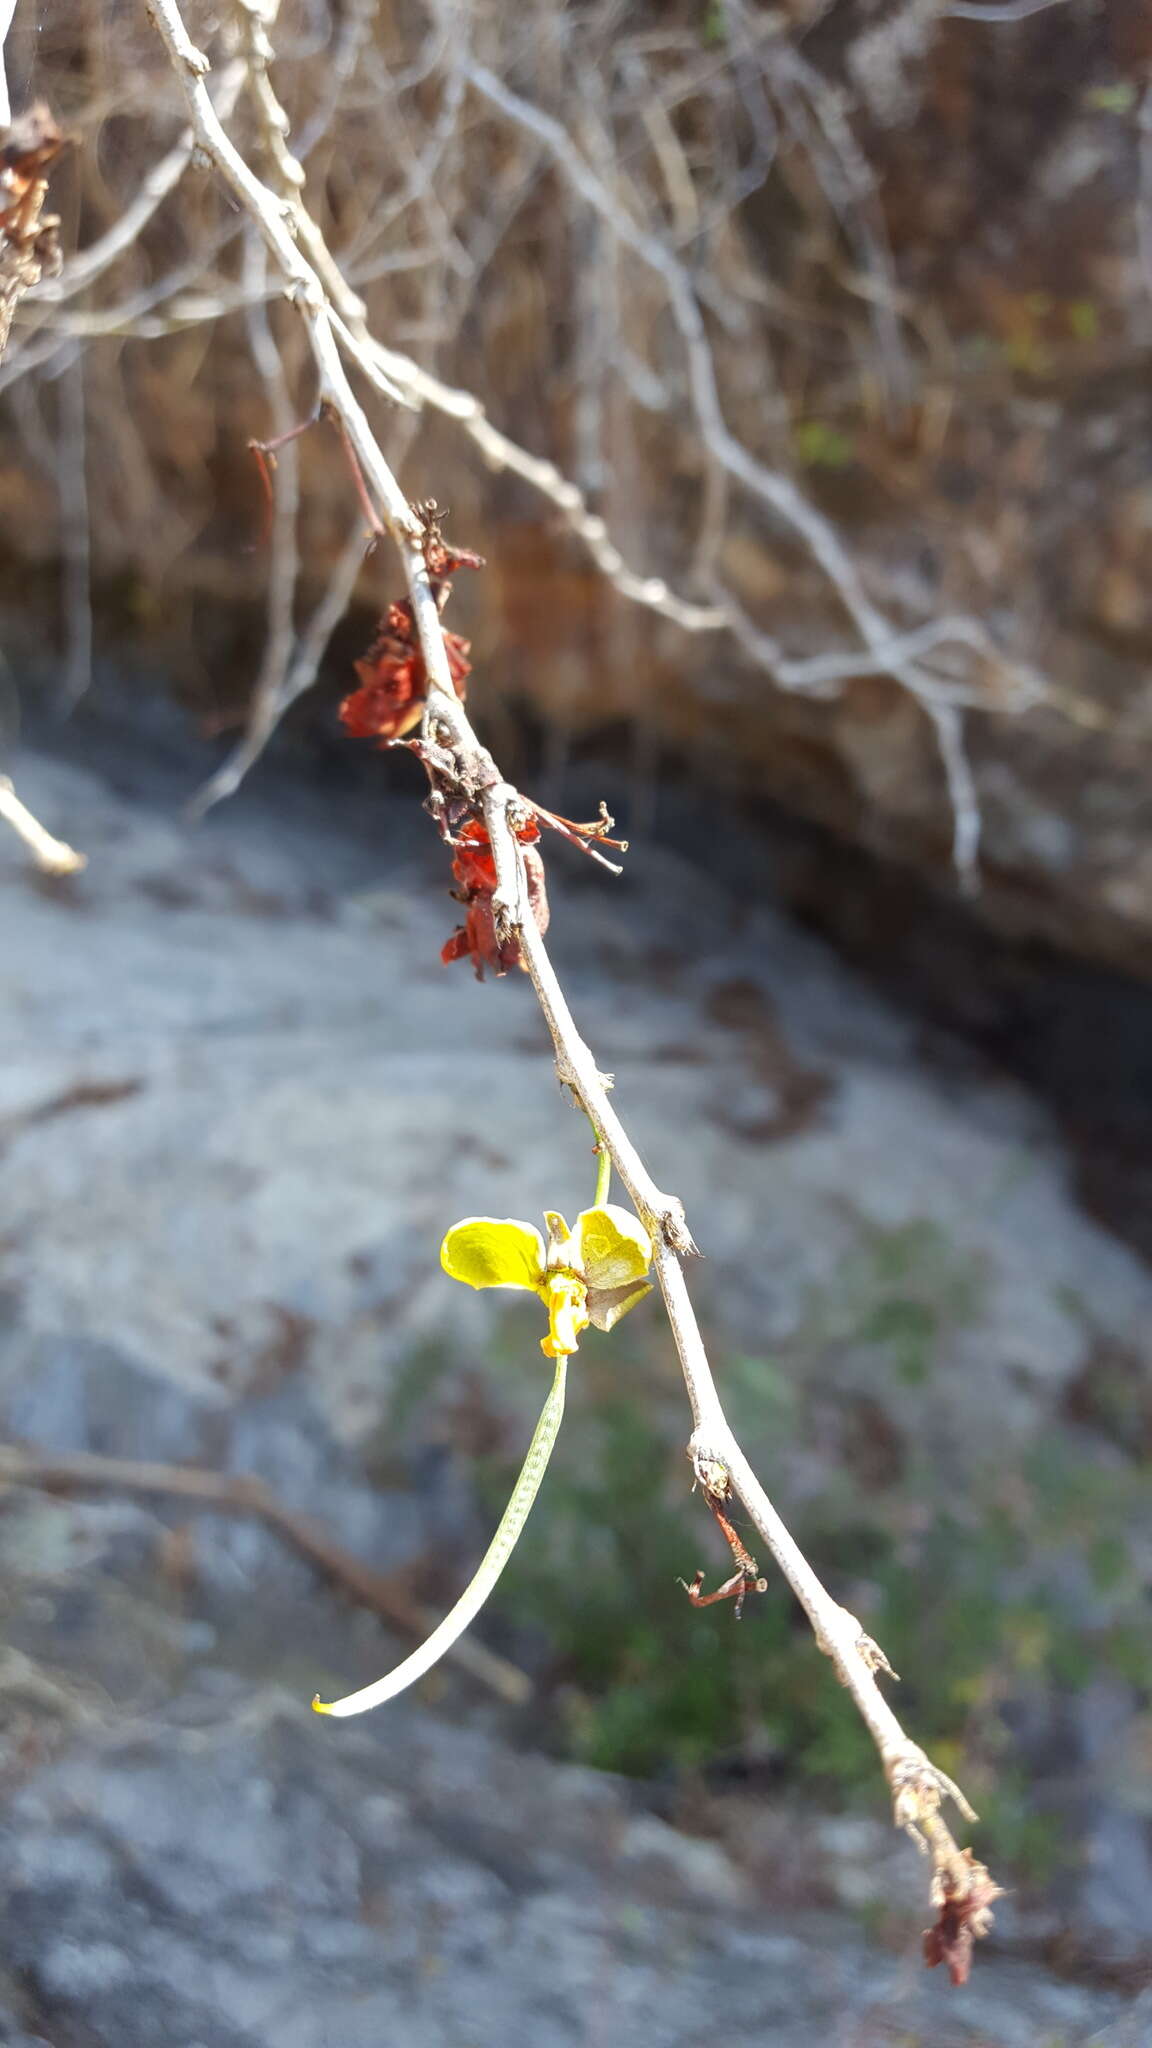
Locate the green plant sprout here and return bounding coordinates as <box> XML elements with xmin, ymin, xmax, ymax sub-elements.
<box><xmin>313</xmin><ymin>1160</ymin><xmax>652</xmax><ymax>1719</ymax></box>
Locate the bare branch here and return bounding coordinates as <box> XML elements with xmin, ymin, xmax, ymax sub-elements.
<box><xmin>293</xmin><ymin>0</ymin><xmax>375</xmax><ymax>159</ymax></box>
<box><xmin>28</xmin><ymin>58</ymin><xmax>246</xmax><ymax>310</ymax></box>
<box><xmin>191</xmin><ymin>516</ymin><xmax>366</xmax><ymax>814</ymax></box>
<box><xmin>768</xmin><ymin>38</ymin><xmax>912</xmax><ymax>415</ymax></box>
<box><xmin>55</xmin><ymin>346</ymin><xmax>93</xmax><ymax>707</ymax></box>
<box><xmin>928</xmin><ymin>700</ymin><xmax>982</xmax><ymax>889</ymax></box>
<box><xmin>360</xmin><ymin>336</ymin><xmax>729</xmax><ymax>634</ymax></box>
<box><xmin>460</xmin><ymin>60</ymin><xmax>1003</xmax><ymax>871</ymax></box>
<box><xmin>144</xmin><ymin>0</ymin><xmax>996</xmax><ymax>1957</ymax></box>
<box><xmin>189</xmin><ymin>237</ymin><xmax>301</xmax><ymax>819</ymax></box>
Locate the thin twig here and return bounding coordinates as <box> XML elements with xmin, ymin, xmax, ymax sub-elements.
<box><xmin>28</xmin><ymin>57</ymin><xmax>247</xmax><ymax>311</ymax></box>
<box><xmin>191</xmin><ymin>516</ymin><xmax>367</xmax><ymax>812</ymax></box>
<box><xmin>54</xmin><ymin>345</ymin><xmax>93</xmax><ymax>708</ymax></box>
<box><xmin>364</xmin><ymin>332</ymin><xmax>728</xmax><ymax>633</ymax></box>
<box><xmin>461</xmin><ymin>59</ymin><xmax>1012</xmax><ymax>881</ymax></box>
<box><xmin>769</xmin><ymin>39</ymin><xmax>911</xmax><ymax>418</ymax></box>
<box><xmin>188</xmin><ymin>232</ymin><xmax>299</xmax><ymax>816</ymax></box>
<box><xmin>221</xmin><ymin>0</ymin><xmax>719</xmax><ymax>694</ymax></box>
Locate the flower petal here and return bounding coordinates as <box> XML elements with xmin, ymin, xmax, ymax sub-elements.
<box><xmin>573</xmin><ymin>1204</ymin><xmax>653</xmax><ymax>1292</ymax></box>
<box><xmin>587</xmin><ymin>1278</ymin><xmax>653</xmax><ymax>1332</ymax></box>
<box><xmin>541</xmin><ymin>1273</ymin><xmax>590</xmax><ymax>1357</ymax></box>
<box><xmin>542</xmin><ymin>1211</ymin><xmax>574</xmax><ymax>1269</ymax></box>
<box><xmin>441</xmin><ymin>1218</ymin><xmax>546</xmax><ymax>1291</ymax></box>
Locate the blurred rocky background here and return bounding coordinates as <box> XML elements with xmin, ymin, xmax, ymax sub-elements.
<box><xmin>2</xmin><ymin>1</ymin><xmax>1152</xmax><ymax>2041</ymax></box>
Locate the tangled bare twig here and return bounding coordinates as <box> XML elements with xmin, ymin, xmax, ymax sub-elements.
<box><xmin>3</xmin><ymin>1</ymin><xmax>1062</xmax><ymax>877</ymax></box>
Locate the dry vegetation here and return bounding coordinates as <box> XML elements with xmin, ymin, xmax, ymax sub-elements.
<box><xmin>2</xmin><ymin>0</ymin><xmax>1065</xmax><ymax>866</ymax></box>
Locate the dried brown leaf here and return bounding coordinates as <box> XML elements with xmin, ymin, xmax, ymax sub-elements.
<box><xmin>922</xmin><ymin>1850</ymin><xmax>1004</xmax><ymax>1986</ymax></box>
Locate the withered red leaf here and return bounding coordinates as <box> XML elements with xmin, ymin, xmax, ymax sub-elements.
<box><xmin>340</xmin><ymin>602</ymin><xmax>471</xmax><ymax>744</ymax></box>
<box><xmin>922</xmin><ymin>1852</ymin><xmax>1003</xmax><ymax>1986</ymax></box>
<box><xmin>441</xmin><ymin>819</ymin><xmax>550</xmax><ymax>980</ymax></box>
<box><xmin>338</xmin><ymin>508</ymin><xmax>480</xmax><ymax>745</ymax></box>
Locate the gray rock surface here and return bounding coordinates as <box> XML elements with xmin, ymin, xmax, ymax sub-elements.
<box><xmin>5</xmin><ymin>743</ymin><xmax>1151</xmax><ymax>1469</ymax></box>
<box><xmin>1085</xmin><ymin>1989</ymin><xmax>1152</xmax><ymax>2047</ymax></box>
<box><xmin>0</xmin><ymin>1694</ymin><xmax>1133</xmax><ymax>2048</ymax></box>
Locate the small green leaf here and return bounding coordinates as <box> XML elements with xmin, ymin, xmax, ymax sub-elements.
<box><xmin>1068</xmin><ymin>299</ymin><xmax>1098</xmax><ymax>341</ymax></box>
<box><xmin>1084</xmin><ymin>82</ymin><xmax>1137</xmax><ymax>115</ymax></box>
<box><xmin>441</xmin><ymin>1218</ymin><xmax>546</xmax><ymax>1292</ymax></box>
<box><xmin>574</xmin><ymin>1204</ymin><xmax>653</xmax><ymax>1291</ymax></box>
<box><xmin>795</xmin><ymin>420</ymin><xmax>856</xmax><ymax>470</ymax></box>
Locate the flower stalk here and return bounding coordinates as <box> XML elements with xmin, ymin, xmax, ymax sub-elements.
<box><xmin>314</xmin><ymin>1348</ymin><xmax>569</xmax><ymax>1718</ymax></box>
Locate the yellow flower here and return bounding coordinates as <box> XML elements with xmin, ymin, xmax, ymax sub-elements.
<box><xmin>440</xmin><ymin>1203</ymin><xmax>653</xmax><ymax>1357</ymax></box>
<box><xmin>312</xmin><ymin>1201</ymin><xmax>653</xmax><ymax>1720</ymax></box>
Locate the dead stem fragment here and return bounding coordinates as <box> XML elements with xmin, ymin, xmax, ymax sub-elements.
<box><xmin>923</xmin><ymin>1849</ymin><xmax>1005</xmax><ymax>1987</ymax></box>
<box><xmin>0</xmin><ymin>103</ymin><xmax>65</xmax><ymax>362</ymax></box>
<box><xmin>679</xmin><ymin>1473</ymin><xmax>768</xmax><ymax>1618</ymax></box>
